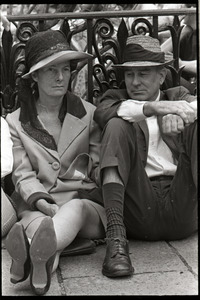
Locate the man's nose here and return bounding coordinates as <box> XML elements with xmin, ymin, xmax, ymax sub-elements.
<box><xmin>131</xmin><ymin>75</ymin><xmax>140</xmax><ymax>85</ymax></box>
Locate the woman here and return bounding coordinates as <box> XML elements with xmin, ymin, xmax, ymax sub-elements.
<box><xmin>5</xmin><ymin>30</ymin><xmax>106</xmax><ymax>296</ymax></box>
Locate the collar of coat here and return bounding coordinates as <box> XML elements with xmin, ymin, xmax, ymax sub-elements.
<box><xmin>19</xmin><ymin>91</ymin><xmax>87</xmax><ymax>151</ymax></box>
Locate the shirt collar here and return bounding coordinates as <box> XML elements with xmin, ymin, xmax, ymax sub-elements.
<box><xmin>155</xmin><ymin>90</ymin><xmax>161</xmax><ymax>102</ymax></box>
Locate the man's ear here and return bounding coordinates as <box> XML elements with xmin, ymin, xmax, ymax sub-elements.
<box><xmin>31</xmin><ymin>72</ymin><xmax>38</xmax><ymax>82</ymax></box>
<box><xmin>159</xmin><ymin>67</ymin><xmax>168</xmax><ymax>85</ymax></box>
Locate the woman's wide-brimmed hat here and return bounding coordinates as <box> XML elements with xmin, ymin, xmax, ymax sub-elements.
<box><xmin>113</xmin><ymin>35</ymin><xmax>174</xmax><ymax>68</ymax></box>
<box><xmin>22</xmin><ymin>30</ymin><xmax>93</xmax><ymax>79</ymax></box>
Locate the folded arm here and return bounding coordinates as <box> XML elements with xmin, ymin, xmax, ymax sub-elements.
<box><xmin>94</xmin><ymin>89</ymin><xmax>129</xmax><ymax>128</ymax></box>
<box><xmin>143</xmin><ymin>100</ymin><xmax>197</xmax><ymax>124</ymax></box>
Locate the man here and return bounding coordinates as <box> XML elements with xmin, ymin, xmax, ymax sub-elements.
<box><xmin>94</xmin><ymin>35</ymin><xmax>197</xmax><ymax>278</ymax></box>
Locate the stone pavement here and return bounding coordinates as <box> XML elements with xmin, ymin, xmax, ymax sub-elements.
<box><xmin>1</xmin><ymin>232</ymin><xmax>198</xmax><ymax>296</ymax></box>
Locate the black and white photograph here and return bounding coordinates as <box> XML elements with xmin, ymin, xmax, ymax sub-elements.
<box><xmin>1</xmin><ymin>3</ymin><xmax>198</xmax><ymax>296</ymax></box>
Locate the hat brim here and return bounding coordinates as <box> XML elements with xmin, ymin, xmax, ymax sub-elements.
<box><xmin>22</xmin><ymin>50</ymin><xmax>93</xmax><ymax>79</ymax></box>
<box><xmin>113</xmin><ymin>52</ymin><xmax>174</xmax><ymax>68</ymax></box>
<box><xmin>113</xmin><ymin>59</ymin><xmax>174</xmax><ymax>68</ymax></box>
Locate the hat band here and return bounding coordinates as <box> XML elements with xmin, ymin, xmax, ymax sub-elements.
<box><xmin>123</xmin><ymin>44</ymin><xmax>165</xmax><ymax>63</ymax></box>
<box><xmin>27</xmin><ymin>43</ymin><xmax>70</xmax><ymax>69</ymax></box>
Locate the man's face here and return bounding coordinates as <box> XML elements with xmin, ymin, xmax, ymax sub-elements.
<box><xmin>124</xmin><ymin>66</ymin><xmax>166</xmax><ymax>101</ymax></box>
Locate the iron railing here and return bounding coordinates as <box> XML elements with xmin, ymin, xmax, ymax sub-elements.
<box><xmin>0</xmin><ymin>8</ymin><xmax>197</xmax><ymax>116</ymax></box>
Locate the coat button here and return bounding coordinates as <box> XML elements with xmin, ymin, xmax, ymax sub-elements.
<box><xmin>52</xmin><ymin>162</ymin><xmax>60</xmax><ymax>170</ymax></box>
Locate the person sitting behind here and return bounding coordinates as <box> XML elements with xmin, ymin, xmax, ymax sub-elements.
<box><xmin>1</xmin><ymin>117</ymin><xmax>17</xmax><ymax>238</ymax></box>
<box><xmin>161</xmin><ymin>6</ymin><xmax>197</xmax><ymax>95</ymax></box>
<box><xmin>93</xmin><ymin>35</ymin><xmax>197</xmax><ymax>278</ymax></box>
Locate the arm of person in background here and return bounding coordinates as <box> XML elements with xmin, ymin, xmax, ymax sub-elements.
<box><xmin>1</xmin><ymin>14</ymin><xmax>10</xmax><ymax>31</ymax></box>
<box><xmin>161</xmin><ymin>34</ymin><xmax>197</xmax><ymax>77</ymax></box>
<box><xmin>1</xmin><ymin>117</ymin><xmax>13</xmax><ymax>178</ymax></box>
<box><xmin>161</xmin><ymin>24</ymin><xmax>197</xmax><ymax>77</ymax></box>
<box><xmin>178</xmin><ymin>59</ymin><xmax>197</xmax><ymax>76</ymax></box>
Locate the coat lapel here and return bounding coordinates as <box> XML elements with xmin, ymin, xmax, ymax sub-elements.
<box><xmin>19</xmin><ymin>90</ymin><xmax>88</xmax><ymax>159</ymax></box>
<box><xmin>58</xmin><ymin>113</ymin><xmax>86</xmax><ymax>157</ymax></box>
<box><xmin>137</xmin><ymin>120</ymin><xmax>149</xmax><ymax>145</ymax></box>
<box><xmin>57</xmin><ymin>92</ymin><xmax>87</xmax><ymax>157</ymax></box>
<box><xmin>21</xmin><ymin>124</ymin><xmax>60</xmax><ymax>160</ymax></box>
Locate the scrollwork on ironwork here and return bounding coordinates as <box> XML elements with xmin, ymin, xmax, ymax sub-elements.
<box><xmin>102</xmin><ymin>39</ymin><xmax>121</xmax><ymax>63</ymax></box>
<box><xmin>16</xmin><ymin>22</ymin><xmax>38</xmax><ymax>43</ymax></box>
<box><xmin>93</xmin><ymin>64</ymin><xmax>109</xmax><ymax>97</ymax></box>
<box><xmin>1</xmin><ymin>29</ymin><xmax>27</xmax><ymax>115</ymax></box>
<box><xmin>92</xmin><ymin>18</ymin><xmax>127</xmax><ymax>99</ymax></box>
<box><xmin>0</xmin><ymin>22</ymin><xmax>38</xmax><ymax>115</ymax></box>
<box><xmin>131</xmin><ymin>18</ymin><xmax>153</xmax><ymax>36</ymax></box>
<box><xmin>94</xmin><ymin>18</ymin><xmax>114</xmax><ymax>39</ymax></box>
<box><xmin>92</xmin><ymin>18</ymin><xmax>115</xmax><ymax>65</ymax></box>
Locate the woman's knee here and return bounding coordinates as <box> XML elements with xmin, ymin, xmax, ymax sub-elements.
<box><xmin>57</xmin><ymin>199</ymin><xmax>87</xmax><ymax>226</ymax></box>
<box><xmin>63</xmin><ymin>198</ymin><xmax>85</xmax><ymax>215</ymax></box>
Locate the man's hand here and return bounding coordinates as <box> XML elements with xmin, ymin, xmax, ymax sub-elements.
<box><xmin>36</xmin><ymin>199</ymin><xmax>59</xmax><ymax>217</ymax></box>
<box><xmin>143</xmin><ymin>100</ymin><xmax>196</xmax><ymax>124</ymax></box>
<box><xmin>162</xmin><ymin>114</ymin><xmax>185</xmax><ymax>136</ymax></box>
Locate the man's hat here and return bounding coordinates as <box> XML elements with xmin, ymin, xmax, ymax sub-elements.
<box><xmin>113</xmin><ymin>35</ymin><xmax>174</xmax><ymax>68</ymax></box>
<box><xmin>22</xmin><ymin>30</ymin><xmax>93</xmax><ymax>79</ymax></box>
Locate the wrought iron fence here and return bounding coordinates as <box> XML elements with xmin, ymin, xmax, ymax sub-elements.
<box><xmin>0</xmin><ymin>8</ymin><xmax>197</xmax><ymax>116</ymax></box>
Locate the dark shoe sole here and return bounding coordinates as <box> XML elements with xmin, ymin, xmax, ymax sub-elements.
<box><xmin>29</xmin><ymin>217</ymin><xmax>57</xmax><ymax>295</ymax></box>
<box><xmin>5</xmin><ymin>223</ymin><xmax>30</xmax><ymax>283</ymax></box>
<box><xmin>102</xmin><ymin>267</ymin><xmax>134</xmax><ymax>278</ymax></box>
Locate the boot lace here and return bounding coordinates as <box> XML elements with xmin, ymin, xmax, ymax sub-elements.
<box><xmin>110</xmin><ymin>238</ymin><xmax>127</xmax><ymax>258</ymax></box>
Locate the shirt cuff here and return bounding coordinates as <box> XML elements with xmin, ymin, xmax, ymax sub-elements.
<box><xmin>117</xmin><ymin>100</ymin><xmax>146</xmax><ymax>122</ymax></box>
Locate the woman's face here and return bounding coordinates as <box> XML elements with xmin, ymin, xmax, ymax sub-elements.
<box><xmin>32</xmin><ymin>61</ymin><xmax>71</xmax><ymax>98</ymax></box>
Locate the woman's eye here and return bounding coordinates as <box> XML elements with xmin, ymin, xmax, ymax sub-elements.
<box><xmin>48</xmin><ymin>67</ymin><xmax>55</xmax><ymax>72</ymax></box>
<box><xmin>64</xmin><ymin>67</ymin><xmax>70</xmax><ymax>72</ymax></box>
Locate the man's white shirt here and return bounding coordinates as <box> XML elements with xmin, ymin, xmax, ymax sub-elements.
<box><xmin>117</xmin><ymin>91</ymin><xmax>196</xmax><ymax>178</ymax></box>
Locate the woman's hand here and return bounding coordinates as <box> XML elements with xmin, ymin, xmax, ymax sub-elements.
<box><xmin>36</xmin><ymin>199</ymin><xmax>59</xmax><ymax>217</ymax></box>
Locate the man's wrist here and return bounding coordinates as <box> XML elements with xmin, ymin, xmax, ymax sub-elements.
<box><xmin>143</xmin><ymin>102</ymin><xmax>153</xmax><ymax>117</ymax></box>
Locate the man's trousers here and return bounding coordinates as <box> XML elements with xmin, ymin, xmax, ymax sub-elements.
<box><xmin>99</xmin><ymin>118</ymin><xmax>197</xmax><ymax>241</ymax></box>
